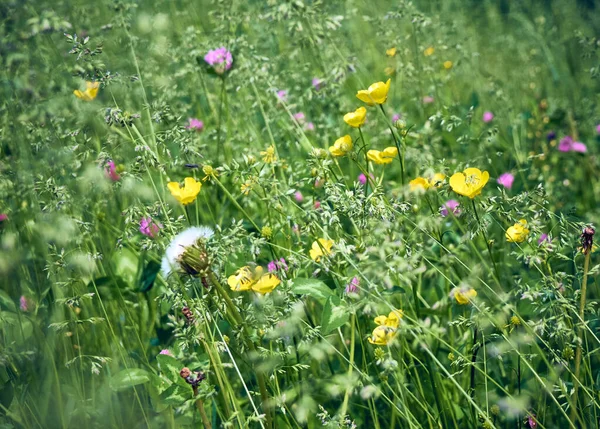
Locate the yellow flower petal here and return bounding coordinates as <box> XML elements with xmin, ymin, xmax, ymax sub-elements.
<box><xmin>251</xmin><ymin>273</ymin><xmax>281</xmax><ymax>294</ymax></box>
<box><xmin>343</xmin><ymin>107</ymin><xmax>367</xmax><ymax>128</ymax></box>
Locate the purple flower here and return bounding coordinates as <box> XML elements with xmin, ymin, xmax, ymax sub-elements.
<box><xmin>312</xmin><ymin>77</ymin><xmax>322</xmax><ymax>91</ymax></box>
<box><xmin>304</xmin><ymin>122</ymin><xmax>315</xmax><ymax>131</ymax></box>
<box><xmin>422</xmin><ymin>96</ymin><xmax>434</xmax><ymax>104</ymax></box>
<box><xmin>139</xmin><ymin>217</ymin><xmax>162</xmax><ymax>238</ymax></box>
<box><xmin>482</xmin><ymin>111</ymin><xmax>494</xmax><ymax>123</ymax></box>
<box><xmin>159</xmin><ymin>349</ymin><xmax>174</xmax><ymax>357</ymax></box>
<box><xmin>547</xmin><ymin>131</ymin><xmax>556</xmax><ymax>141</ymax></box>
<box><xmin>440</xmin><ymin>200</ymin><xmax>461</xmax><ymax>217</ymax></box>
<box><xmin>497</xmin><ymin>172</ymin><xmax>515</xmax><ymax>190</ymax></box>
<box><xmin>527</xmin><ymin>415</ymin><xmax>537</xmax><ymax>429</ymax></box>
<box><xmin>558</xmin><ymin>136</ymin><xmax>587</xmax><ymax>153</ymax></box>
<box><xmin>345</xmin><ymin>277</ymin><xmax>359</xmax><ymax>294</ymax></box>
<box><xmin>186</xmin><ymin>118</ymin><xmax>204</xmax><ymax>131</ymax></box>
<box><xmin>267</xmin><ymin>258</ymin><xmax>289</xmax><ymax>273</ymax></box>
<box><xmin>293</xmin><ymin>112</ymin><xmax>305</xmax><ymax>123</ymax></box>
<box><xmin>204</xmin><ymin>47</ymin><xmax>233</xmax><ymax>75</ymax></box>
<box><xmin>392</xmin><ymin>113</ymin><xmax>401</xmax><ymax>123</ymax></box>
<box><xmin>19</xmin><ymin>296</ymin><xmax>29</xmax><ymax>312</ymax></box>
<box><xmin>276</xmin><ymin>90</ymin><xmax>288</xmax><ymax>102</ymax></box>
<box><xmin>538</xmin><ymin>233</ymin><xmax>551</xmax><ymax>246</ymax></box>
<box><xmin>596</xmin><ymin>124</ymin><xmax>600</xmax><ymax>134</ymax></box>
<box><xmin>105</xmin><ymin>161</ymin><xmax>120</xmax><ymax>182</ymax></box>
<box><xmin>358</xmin><ymin>173</ymin><xmax>374</xmax><ymax>185</ymax></box>
<box><xmin>0</xmin><ymin>214</ymin><xmax>7</xmax><ymax>222</ymax></box>
<box><xmin>294</xmin><ymin>191</ymin><xmax>304</xmax><ymax>202</ymax></box>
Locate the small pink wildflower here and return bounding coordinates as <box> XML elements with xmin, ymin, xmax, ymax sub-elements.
<box><xmin>314</xmin><ymin>201</ymin><xmax>321</xmax><ymax>209</ymax></box>
<box><xmin>204</xmin><ymin>47</ymin><xmax>233</xmax><ymax>74</ymax></box>
<box><xmin>293</xmin><ymin>112</ymin><xmax>305</xmax><ymax>123</ymax></box>
<box><xmin>139</xmin><ymin>217</ymin><xmax>162</xmax><ymax>238</ymax></box>
<box><xmin>186</xmin><ymin>118</ymin><xmax>204</xmax><ymax>131</ymax></box>
<box><xmin>276</xmin><ymin>90</ymin><xmax>288</xmax><ymax>102</ymax></box>
<box><xmin>0</xmin><ymin>214</ymin><xmax>7</xmax><ymax>222</ymax></box>
<box><xmin>312</xmin><ymin>77</ymin><xmax>322</xmax><ymax>91</ymax></box>
<box><xmin>105</xmin><ymin>161</ymin><xmax>120</xmax><ymax>182</ymax></box>
<box><xmin>159</xmin><ymin>349</ymin><xmax>174</xmax><ymax>357</ymax></box>
<box><xmin>20</xmin><ymin>296</ymin><xmax>29</xmax><ymax>312</ymax></box>
<box><xmin>267</xmin><ymin>258</ymin><xmax>288</xmax><ymax>273</ymax></box>
<box><xmin>596</xmin><ymin>124</ymin><xmax>600</xmax><ymax>134</ymax></box>
<box><xmin>345</xmin><ymin>277</ymin><xmax>359</xmax><ymax>294</ymax></box>
<box><xmin>358</xmin><ymin>173</ymin><xmax>375</xmax><ymax>185</ymax></box>
<box><xmin>538</xmin><ymin>233</ymin><xmax>552</xmax><ymax>246</ymax></box>
<box><xmin>440</xmin><ymin>200</ymin><xmax>461</xmax><ymax>217</ymax></box>
<box><xmin>392</xmin><ymin>113</ymin><xmax>401</xmax><ymax>122</ymax></box>
<box><xmin>482</xmin><ymin>111</ymin><xmax>494</xmax><ymax>123</ymax></box>
<box><xmin>294</xmin><ymin>191</ymin><xmax>304</xmax><ymax>202</ymax></box>
<box><xmin>304</xmin><ymin>122</ymin><xmax>315</xmax><ymax>131</ymax></box>
<box><xmin>422</xmin><ymin>96</ymin><xmax>434</xmax><ymax>104</ymax></box>
<box><xmin>497</xmin><ymin>172</ymin><xmax>515</xmax><ymax>190</ymax></box>
<box><xmin>558</xmin><ymin>136</ymin><xmax>587</xmax><ymax>153</ymax></box>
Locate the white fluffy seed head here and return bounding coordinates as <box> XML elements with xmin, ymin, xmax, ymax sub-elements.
<box><xmin>161</xmin><ymin>226</ymin><xmax>214</xmax><ymax>277</ymax></box>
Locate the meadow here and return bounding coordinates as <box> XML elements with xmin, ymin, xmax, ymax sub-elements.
<box><xmin>1</xmin><ymin>0</ymin><xmax>600</xmax><ymax>428</ymax></box>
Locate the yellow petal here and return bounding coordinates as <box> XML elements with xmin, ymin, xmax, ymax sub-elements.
<box><xmin>252</xmin><ymin>273</ymin><xmax>281</xmax><ymax>294</ymax></box>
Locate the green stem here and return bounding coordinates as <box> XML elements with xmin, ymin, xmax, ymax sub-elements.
<box><xmin>339</xmin><ymin>313</ymin><xmax>356</xmax><ymax>421</ymax></box>
<box><xmin>471</xmin><ymin>199</ymin><xmax>500</xmax><ymax>282</ymax></box>
<box><xmin>378</xmin><ymin>104</ymin><xmax>404</xmax><ymax>186</ymax></box>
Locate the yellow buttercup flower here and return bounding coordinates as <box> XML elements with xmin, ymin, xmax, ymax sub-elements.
<box><xmin>343</xmin><ymin>107</ymin><xmax>367</xmax><ymax>128</ymax></box>
<box><xmin>368</xmin><ymin>325</ymin><xmax>396</xmax><ymax>346</ymax></box>
<box><xmin>451</xmin><ymin>287</ymin><xmax>477</xmax><ymax>305</ymax></box>
<box><xmin>251</xmin><ymin>272</ymin><xmax>281</xmax><ymax>294</ymax></box>
<box><xmin>356</xmin><ymin>79</ymin><xmax>391</xmax><ymax>105</ymax></box>
<box><xmin>449</xmin><ymin>168</ymin><xmax>489</xmax><ymax>199</ymax></box>
<box><xmin>430</xmin><ymin>173</ymin><xmax>446</xmax><ymax>187</ymax></box>
<box><xmin>506</xmin><ymin>219</ymin><xmax>530</xmax><ymax>243</ymax></box>
<box><xmin>386</xmin><ymin>47</ymin><xmax>397</xmax><ymax>57</ymax></box>
<box><xmin>443</xmin><ymin>60</ymin><xmax>453</xmax><ymax>69</ymax></box>
<box><xmin>73</xmin><ymin>81</ymin><xmax>99</xmax><ymax>101</ymax></box>
<box><xmin>310</xmin><ymin>238</ymin><xmax>334</xmax><ymax>262</ymax></box>
<box><xmin>227</xmin><ymin>266</ymin><xmax>255</xmax><ymax>291</ymax></box>
<box><xmin>329</xmin><ymin>135</ymin><xmax>353</xmax><ymax>157</ymax></box>
<box><xmin>367</xmin><ymin>147</ymin><xmax>398</xmax><ymax>165</ymax></box>
<box><xmin>410</xmin><ymin>173</ymin><xmax>446</xmax><ymax>192</ymax></box>
<box><xmin>261</xmin><ymin>145</ymin><xmax>276</xmax><ymax>163</ymax></box>
<box><xmin>167</xmin><ymin>177</ymin><xmax>202</xmax><ymax>205</ymax></box>
<box><xmin>374</xmin><ymin>310</ymin><xmax>403</xmax><ymax>329</ymax></box>
<box><xmin>424</xmin><ymin>46</ymin><xmax>435</xmax><ymax>56</ymax></box>
<box><xmin>227</xmin><ymin>265</ymin><xmax>281</xmax><ymax>294</ymax></box>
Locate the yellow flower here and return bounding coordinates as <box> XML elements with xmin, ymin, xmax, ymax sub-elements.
<box><xmin>227</xmin><ymin>266</ymin><xmax>255</xmax><ymax>291</ymax></box>
<box><xmin>386</xmin><ymin>47</ymin><xmax>397</xmax><ymax>57</ymax></box>
<box><xmin>409</xmin><ymin>177</ymin><xmax>430</xmax><ymax>192</ymax></box>
<box><xmin>202</xmin><ymin>165</ymin><xmax>218</xmax><ymax>181</ymax></box>
<box><xmin>430</xmin><ymin>173</ymin><xmax>446</xmax><ymax>187</ymax></box>
<box><xmin>451</xmin><ymin>287</ymin><xmax>477</xmax><ymax>305</ymax></box>
<box><xmin>240</xmin><ymin>180</ymin><xmax>253</xmax><ymax>195</ymax></box>
<box><xmin>368</xmin><ymin>325</ymin><xmax>396</xmax><ymax>346</ymax></box>
<box><xmin>251</xmin><ymin>271</ymin><xmax>281</xmax><ymax>294</ymax></box>
<box><xmin>449</xmin><ymin>168</ymin><xmax>489</xmax><ymax>199</ymax></box>
<box><xmin>167</xmin><ymin>177</ymin><xmax>202</xmax><ymax>205</ymax></box>
<box><xmin>506</xmin><ymin>219</ymin><xmax>530</xmax><ymax>243</ymax></box>
<box><xmin>356</xmin><ymin>79</ymin><xmax>391</xmax><ymax>105</ymax></box>
<box><xmin>310</xmin><ymin>238</ymin><xmax>334</xmax><ymax>262</ymax></box>
<box><xmin>424</xmin><ymin>46</ymin><xmax>435</xmax><ymax>56</ymax></box>
<box><xmin>73</xmin><ymin>81</ymin><xmax>100</xmax><ymax>101</ymax></box>
<box><xmin>443</xmin><ymin>60</ymin><xmax>453</xmax><ymax>69</ymax></box>
<box><xmin>261</xmin><ymin>145</ymin><xmax>276</xmax><ymax>163</ymax></box>
<box><xmin>329</xmin><ymin>135</ymin><xmax>353</xmax><ymax>157</ymax></box>
<box><xmin>374</xmin><ymin>310</ymin><xmax>403</xmax><ymax>329</ymax></box>
<box><xmin>343</xmin><ymin>107</ymin><xmax>367</xmax><ymax>128</ymax></box>
<box><xmin>227</xmin><ymin>265</ymin><xmax>281</xmax><ymax>294</ymax></box>
<box><xmin>384</xmin><ymin>67</ymin><xmax>396</xmax><ymax>76</ymax></box>
<box><xmin>367</xmin><ymin>147</ymin><xmax>398</xmax><ymax>165</ymax></box>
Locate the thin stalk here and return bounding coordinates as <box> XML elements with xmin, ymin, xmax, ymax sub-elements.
<box><xmin>192</xmin><ymin>386</ymin><xmax>212</xmax><ymax>429</ymax></box>
<box><xmin>378</xmin><ymin>104</ymin><xmax>404</xmax><ymax>186</ymax></box>
<box><xmin>471</xmin><ymin>199</ymin><xmax>500</xmax><ymax>282</ymax></box>
<box><xmin>339</xmin><ymin>313</ymin><xmax>356</xmax><ymax>421</ymax></box>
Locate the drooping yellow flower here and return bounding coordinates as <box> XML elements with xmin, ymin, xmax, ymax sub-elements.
<box><xmin>368</xmin><ymin>325</ymin><xmax>396</xmax><ymax>346</ymax></box>
<box><xmin>356</xmin><ymin>79</ymin><xmax>391</xmax><ymax>105</ymax></box>
<box><xmin>167</xmin><ymin>177</ymin><xmax>202</xmax><ymax>205</ymax></box>
<box><xmin>261</xmin><ymin>145</ymin><xmax>277</xmax><ymax>163</ymax></box>
<box><xmin>506</xmin><ymin>219</ymin><xmax>530</xmax><ymax>243</ymax></box>
<box><xmin>386</xmin><ymin>47</ymin><xmax>397</xmax><ymax>57</ymax></box>
<box><xmin>343</xmin><ymin>107</ymin><xmax>367</xmax><ymax>128</ymax></box>
<box><xmin>73</xmin><ymin>81</ymin><xmax>100</xmax><ymax>101</ymax></box>
<box><xmin>367</xmin><ymin>147</ymin><xmax>398</xmax><ymax>165</ymax></box>
<box><xmin>310</xmin><ymin>238</ymin><xmax>334</xmax><ymax>262</ymax></box>
<box><xmin>227</xmin><ymin>266</ymin><xmax>255</xmax><ymax>291</ymax></box>
<box><xmin>329</xmin><ymin>135</ymin><xmax>353</xmax><ymax>157</ymax></box>
<box><xmin>443</xmin><ymin>60</ymin><xmax>453</xmax><ymax>70</ymax></box>
<box><xmin>449</xmin><ymin>168</ymin><xmax>489</xmax><ymax>199</ymax></box>
<box><xmin>451</xmin><ymin>287</ymin><xmax>477</xmax><ymax>305</ymax></box>
<box><xmin>227</xmin><ymin>265</ymin><xmax>281</xmax><ymax>294</ymax></box>
<box><xmin>374</xmin><ymin>310</ymin><xmax>403</xmax><ymax>329</ymax></box>
<box><xmin>409</xmin><ymin>177</ymin><xmax>430</xmax><ymax>192</ymax></box>
<box><xmin>424</xmin><ymin>46</ymin><xmax>435</xmax><ymax>56</ymax></box>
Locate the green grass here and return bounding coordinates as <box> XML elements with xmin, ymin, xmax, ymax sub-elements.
<box><xmin>1</xmin><ymin>0</ymin><xmax>600</xmax><ymax>428</ymax></box>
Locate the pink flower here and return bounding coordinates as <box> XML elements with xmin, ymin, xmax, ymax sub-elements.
<box><xmin>527</xmin><ymin>415</ymin><xmax>537</xmax><ymax>429</ymax></box>
<box><xmin>186</xmin><ymin>118</ymin><xmax>204</xmax><ymax>131</ymax></box>
<box><xmin>294</xmin><ymin>191</ymin><xmax>304</xmax><ymax>202</ymax></box>
<box><xmin>276</xmin><ymin>90</ymin><xmax>288</xmax><ymax>102</ymax></box>
<box><xmin>314</xmin><ymin>179</ymin><xmax>324</xmax><ymax>188</ymax></box>
<box><xmin>267</xmin><ymin>258</ymin><xmax>288</xmax><ymax>273</ymax></box>
<box><xmin>204</xmin><ymin>47</ymin><xmax>233</xmax><ymax>74</ymax></box>
<box><xmin>139</xmin><ymin>217</ymin><xmax>162</xmax><ymax>238</ymax></box>
<box><xmin>440</xmin><ymin>200</ymin><xmax>461</xmax><ymax>217</ymax></box>
<box><xmin>596</xmin><ymin>124</ymin><xmax>600</xmax><ymax>134</ymax></box>
<box><xmin>358</xmin><ymin>173</ymin><xmax>374</xmax><ymax>185</ymax></box>
<box><xmin>19</xmin><ymin>296</ymin><xmax>29</xmax><ymax>312</ymax></box>
<box><xmin>0</xmin><ymin>214</ymin><xmax>7</xmax><ymax>222</ymax></box>
<box><xmin>538</xmin><ymin>233</ymin><xmax>552</xmax><ymax>246</ymax></box>
<box><xmin>558</xmin><ymin>136</ymin><xmax>587</xmax><ymax>153</ymax></box>
<box><xmin>312</xmin><ymin>77</ymin><xmax>322</xmax><ymax>91</ymax></box>
<box><xmin>497</xmin><ymin>172</ymin><xmax>515</xmax><ymax>190</ymax></box>
<box><xmin>314</xmin><ymin>201</ymin><xmax>321</xmax><ymax>209</ymax></box>
<box><xmin>105</xmin><ymin>161</ymin><xmax>120</xmax><ymax>182</ymax></box>
<box><xmin>422</xmin><ymin>96</ymin><xmax>434</xmax><ymax>104</ymax></box>
<box><xmin>345</xmin><ymin>277</ymin><xmax>359</xmax><ymax>294</ymax></box>
<box><xmin>304</xmin><ymin>122</ymin><xmax>315</xmax><ymax>131</ymax></box>
<box><xmin>572</xmin><ymin>142</ymin><xmax>587</xmax><ymax>153</ymax></box>
<box><xmin>159</xmin><ymin>349</ymin><xmax>174</xmax><ymax>357</ymax></box>
<box><xmin>392</xmin><ymin>113</ymin><xmax>401</xmax><ymax>122</ymax></box>
<box><xmin>293</xmin><ymin>112</ymin><xmax>305</xmax><ymax>123</ymax></box>
<box><xmin>482</xmin><ymin>111</ymin><xmax>494</xmax><ymax>123</ymax></box>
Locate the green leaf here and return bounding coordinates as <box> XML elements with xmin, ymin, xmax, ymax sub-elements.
<box><xmin>321</xmin><ymin>296</ymin><xmax>350</xmax><ymax>335</ymax></box>
<box><xmin>0</xmin><ymin>290</ymin><xmax>16</xmax><ymax>312</ymax></box>
<box><xmin>291</xmin><ymin>278</ymin><xmax>333</xmax><ymax>303</ymax></box>
<box><xmin>109</xmin><ymin>368</ymin><xmax>151</xmax><ymax>392</ymax></box>
<box><xmin>157</xmin><ymin>354</ymin><xmax>182</xmax><ymax>384</ymax></box>
<box><xmin>139</xmin><ymin>259</ymin><xmax>161</xmax><ymax>292</ymax></box>
<box><xmin>160</xmin><ymin>383</ymin><xmax>191</xmax><ymax>406</ymax></box>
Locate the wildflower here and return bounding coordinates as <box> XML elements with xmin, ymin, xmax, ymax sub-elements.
<box><xmin>159</xmin><ymin>349</ymin><xmax>174</xmax><ymax>357</ymax></box>
<box><xmin>345</xmin><ymin>277</ymin><xmax>359</xmax><ymax>294</ymax></box>
<box><xmin>440</xmin><ymin>200</ymin><xmax>461</xmax><ymax>217</ymax></box>
<box><xmin>161</xmin><ymin>226</ymin><xmax>214</xmax><ymax>277</ymax></box>
<box><xmin>294</xmin><ymin>191</ymin><xmax>304</xmax><ymax>202</ymax></box>
<box><xmin>392</xmin><ymin>113</ymin><xmax>401</xmax><ymax>122</ymax></box>
<box><xmin>580</xmin><ymin>226</ymin><xmax>595</xmax><ymax>255</ymax></box>
<box><xmin>267</xmin><ymin>258</ymin><xmax>288</xmax><ymax>273</ymax></box>
<box><xmin>449</xmin><ymin>167</ymin><xmax>489</xmax><ymax>198</ymax></box>
<box><xmin>537</xmin><ymin>233</ymin><xmax>551</xmax><ymax>246</ymax></box>
<box><xmin>276</xmin><ymin>90</ymin><xmax>288</xmax><ymax>102</ymax></box>
<box><xmin>450</xmin><ymin>287</ymin><xmax>477</xmax><ymax>305</ymax></box>
<box><xmin>204</xmin><ymin>47</ymin><xmax>233</xmax><ymax>75</ymax></box>
<box><xmin>482</xmin><ymin>111</ymin><xmax>494</xmax><ymax>123</ymax></box>
<box><xmin>305</xmin><ymin>122</ymin><xmax>315</xmax><ymax>131</ymax></box>
<box><xmin>386</xmin><ymin>47</ymin><xmax>397</xmax><ymax>57</ymax></box>
<box><xmin>310</xmin><ymin>238</ymin><xmax>334</xmax><ymax>262</ymax></box>
<box><xmin>227</xmin><ymin>265</ymin><xmax>281</xmax><ymax>294</ymax></box>
<box><xmin>314</xmin><ymin>201</ymin><xmax>321</xmax><ymax>210</ymax></box>
<box><xmin>374</xmin><ymin>310</ymin><xmax>403</xmax><ymax>328</ymax></box>
<box><xmin>261</xmin><ymin>145</ymin><xmax>277</xmax><ymax>163</ymax></box>
<box><xmin>424</xmin><ymin>46</ymin><xmax>435</xmax><ymax>56</ymax></box>
<box><xmin>367</xmin><ymin>147</ymin><xmax>398</xmax><ymax>165</ymax></box>
<box><xmin>510</xmin><ymin>315</ymin><xmax>521</xmax><ymax>326</ymax></box>
<box><xmin>240</xmin><ymin>180</ymin><xmax>253</xmax><ymax>195</ymax></box>
<box><xmin>139</xmin><ymin>217</ymin><xmax>162</xmax><ymax>238</ymax></box>
<box><xmin>261</xmin><ymin>226</ymin><xmax>273</xmax><ymax>239</ymax></box>
<box><xmin>558</xmin><ymin>136</ymin><xmax>587</xmax><ymax>153</ymax></box>
<box><xmin>368</xmin><ymin>325</ymin><xmax>396</xmax><ymax>346</ymax></box>
<box><xmin>19</xmin><ymin>296</ymin><xmax>29</xmax><ymax>312</ymax></box>
<box><xmin>596</xmin><ymin>124</ymin><xmax>600</xmax><ymax>134</ymax></box>
<box><xmin>443</xmin><ymin>60</ymin><xmax>453</xmax><ymax>69</ymax></box>
<box><xmin>497</xmin><ymin>172</ymin><xmax>515</xmax><ymax>190</ymax></box>
<box><xmin>409</xmin><ymin>177</ymin><xmax>430</xmax><ymax>192</ymax></box>
<box><xmin>186</xmin><ymin>118</ymin><xmax>204</xmax><ymax>131</ymax></box>
<box><xmin>202</xmin><ymin>165</ymin><xmax>218</xmax><ymax>182</ymax></box>
<box><xmin>73</xmin><ymin>81</ymin><xmax>99</xmax><ymax>101</ymax></box>
<box><xmin>104</xmin><ymin>160</ymin><xmax>121</xmax><ymax>182</ymax></box>
<box><xmin>312</xmin><ymin>77</ymin><xmax>322</xmax><ymax>91</ymax></box>
<box><xmin>343</xmin><ymin>107</ymin><xmax>367</xmax><ymax>128</ymax></box>
<box><xmin>167</xmin><ymin>177</ymin><xmax>202</xmax><ymax>205</ymax></box>
<box><xmin>293</xmin><ymin>112</ymin><xmax>305</xmax><ymax>123</ymax></box>
<box><xmin>356</xmin><ymin>79</ymin><xmax>391</xmax><ymax>105</ymax></box>
<box><xmin>358</xmin><ymin>173</ymin><xmax>374</xmax><ymax>185</ymax></box>
<box><xmin>422</xmin><ymin>96</ymin><xmax>435</xmax><ymax>104</ymax></box>
<box><xmin>527</xmin><ymin>415</ymin><xmax>538</xmax><ymax>429</ymax></box>
<box><xmin>506</xmin><ymin>219</ymin><xmax>530</xmax><ymax>243</ymax></box>
<box><xmin>329</xmin><ymin>135</ymin><xmax>353</xmax><ymax>157</ymax></box>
